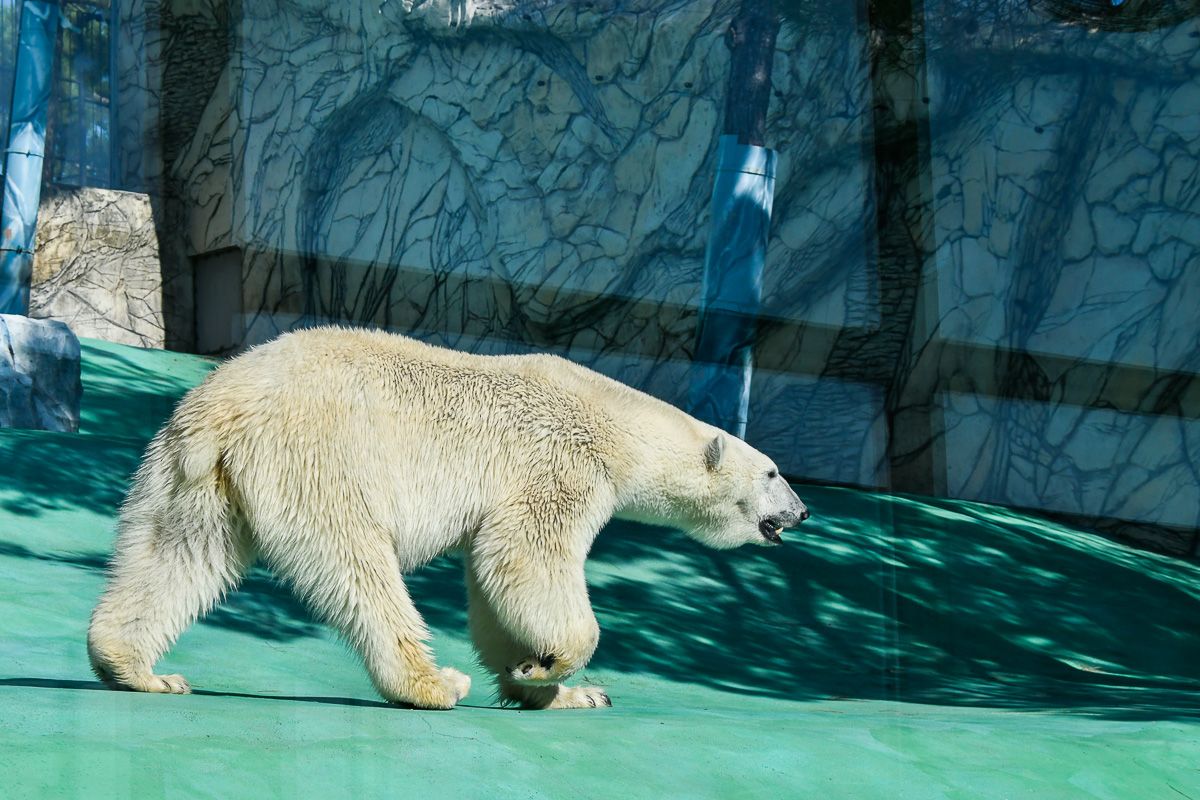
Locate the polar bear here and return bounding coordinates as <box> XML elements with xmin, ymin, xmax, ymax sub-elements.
<box><xmin>87</xmin><ymin>327</ymin><xmax>809</xmax><ymax>709</ymax></box>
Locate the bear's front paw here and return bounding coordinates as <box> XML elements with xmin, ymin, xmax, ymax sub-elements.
<box><xmin>547</xmin><ymin>685</ymin><xmax>612</xmax><ymax>710</ymax></box>
<box><xmin>508</xmin><ymin>654</ymin><xmax>559</xmax><ymax>686</ymax></box>
<box><xmin>135</xmin><ymin>673</ymin><xmax>191</xmax><ymax>694</ymax></box>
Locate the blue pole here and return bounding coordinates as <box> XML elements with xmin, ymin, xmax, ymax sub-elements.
<box><xmin>689</xmin><ymin>135</ymin><xmax>778</xmax><ymax>438</ymax></box>
<box><xmin>1</xmin><ymin>0</ymin><xmax>60</xmax><ymax>315</ymax></box>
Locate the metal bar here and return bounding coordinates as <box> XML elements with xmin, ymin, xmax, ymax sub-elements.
<box><xmin>78</xmin><ymin>17</ymin><xmax>85</xmax><ymax>184</ymax></box>
<box><xmin>688</xmin><ymin>135</ymin><xmax>778</xmax><ymax>438</ymax></box>
<box><xmin>688</xmin><ymin>1</ymin><xmax>780</xmax><ymax>439</ymax></box>
<box><xmin>0</xmin><ymin>0</ymin><xmax>60</xmax><ymax>315</ymax></box>
<box><xmin>109</xmin><ymin>0</ymin><xmax>118</xmax><ymax>187</ymax></box>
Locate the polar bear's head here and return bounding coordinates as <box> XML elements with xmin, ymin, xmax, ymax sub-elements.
<box><xmin>682</xmin><ymin>433</ymin><xmax>810</xmax><ymax>550</ymax></box>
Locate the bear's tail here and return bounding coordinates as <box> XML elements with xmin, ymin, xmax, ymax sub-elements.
<box><xmin>87</xmin><ymin>424</ymin><xmax>251</xmax><ymax>693</ymax></box>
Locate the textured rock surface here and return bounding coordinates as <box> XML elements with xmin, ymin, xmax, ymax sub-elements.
<box><xmin>0</xmin><ymin>314</ymin><xmax>81</xmax><ymax>432</ymax></box>
<box><xmin>906</xmin><ymin>8</ymin><xmax>1200</xmax><ymax>541</ymax></box>
<box><xmin>135</xmin><ymin>0</ymin><xmax>880</xmax><ymax>482</ymax></box>
<box><xmin>109</xmin><ymin>0</ymin><xmax>1199</xmax><ymax>551</ymax></box>
<box><xmin>31</xmin><ymin>188</ymin><xmax>166</xmax><ymax>348</ymax></box>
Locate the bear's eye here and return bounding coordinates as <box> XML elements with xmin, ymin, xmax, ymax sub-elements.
<box><xmin>767</xmin><ymin>469</ymin><xmax>778</xmax><ymax>480</ymax></box>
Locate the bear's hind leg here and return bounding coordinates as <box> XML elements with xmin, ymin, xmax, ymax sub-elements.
<box><xmin>88</xmin><ymin>499</ymin><xmax>252</xmax><ymax>695</ymax></box>
<box><xmin>267</xmin><ymin>531</ymin><xmax>469</xmax><ymax>710</ymax></box>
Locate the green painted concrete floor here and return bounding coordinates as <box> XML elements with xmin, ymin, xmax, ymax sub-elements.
<box><xmin>2</xmin><ymin>339</ymin><xmax>1199</xmax><ymax>799</ymax></box>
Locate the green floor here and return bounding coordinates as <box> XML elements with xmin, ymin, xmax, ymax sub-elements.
<box><xmin>2</xmin><ymin>339</ymin><xmax>1199</xmax><ymax>798</ymax></box>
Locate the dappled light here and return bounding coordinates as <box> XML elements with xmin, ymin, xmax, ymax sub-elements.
<box><xmin>0</xmin><ymin>429</ymin><xmax>140</xmax><ymax>518</ymax></box>
<box><xmin>78</xmin><ymin>340</ymin><xmax>218</xmax><ymax>442</ymax></box>
<box><xmin>575</xmin><ymin>490</ymin><xmax>1200</xmax><ymax>719</ymax></box>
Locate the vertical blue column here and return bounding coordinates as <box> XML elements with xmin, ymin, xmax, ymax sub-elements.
<box><xmin>0</xmin><ymin>0</ymin><xmax>60</xmax><ymax>315</ymax></box>
<box><xmin>689</xmin><ymin>134</ymin><xmax>778</xmax><ymax>438</ymax></box>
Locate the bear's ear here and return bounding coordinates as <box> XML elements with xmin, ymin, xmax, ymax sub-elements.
<box><xmin>704</xmin><ymin>435</ymin><xmax>725</xmax><ymax>472</ymax></box>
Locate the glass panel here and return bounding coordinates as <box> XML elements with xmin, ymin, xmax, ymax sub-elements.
<box><xmin>47</xmin><ymin>0</ymin><xmax>113</xmax><ymax>187</ymax></box>
<box><xmin>0</xmin><ymin>0</ymin><xmax>22</xmax><ymax>147</ymax></box>
<box><xmin>5</xmin><ymin>1</ymin><xmax>1200</xmax><ymax>793</ymax></box>
<box><xmin>922</xmin><ymin>0</ymin><xmax>1200</xmax><ymax>538</ymax></box>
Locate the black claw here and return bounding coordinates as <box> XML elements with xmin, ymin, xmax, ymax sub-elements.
<box><xmin>587</xmin><ymin>695</ymin><xmax>596</xmax><ymax>707</ymax></box>
<box><xmin>601</xmin><ymin>693</ymin><xmax>612</xmax><ymax>707</ymax></box>
<box><xmin>538</xmin><ymin>653</ymin><xmax>556</xmax><ymax>670</ymax></box>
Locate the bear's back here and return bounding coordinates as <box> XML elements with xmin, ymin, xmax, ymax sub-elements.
<box><xmin>192</xmin><ymin>327</ymin><xmax>625</xmax><ymax>473</ymax></box>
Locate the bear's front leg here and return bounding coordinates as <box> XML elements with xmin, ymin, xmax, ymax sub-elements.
<box><xmin>503</xmin><ymin>653</ymin><xmax>611</xmax><ymax>707</ymax></box>
<box><xmin>465</xmin><ymin>549</ymin><xmax>610</xmax><ymax>710</ymax></box>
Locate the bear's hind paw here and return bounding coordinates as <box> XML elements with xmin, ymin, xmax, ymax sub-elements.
<box><xmin>439</xmin><ymin>666</ymin><xmax>471</xmax><ymax>703</ymax></box>
<box><xmin>128</xmin><ymin>672</ymin><xmax>190</xmax><ymax>694</ymax></box>
<box><xmin>391</xmin><ymin>666</ymin><xmax>471</xmax><ymax>710</ymax></box>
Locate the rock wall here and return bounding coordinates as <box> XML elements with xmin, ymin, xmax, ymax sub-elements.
<box><xmin>160</xmin><ymin>0</ymin><xmax>884</xmax><ymax>481</ymax></box>
<box><xmin>909</xmin><ymin>7</ymin><xmax>1200</xmax><ymax>541</ymax></box>
<box><xmin>109</xmin><ymin>0</ymin><xmax>1199</xmax><ymax>552</ymax></box>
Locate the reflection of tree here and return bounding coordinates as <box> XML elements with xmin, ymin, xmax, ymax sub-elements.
<box><xmin>299</xmin><ymin>84</ymin><xmax>409</xmax><ymax>325</ymax></box>
<box><xmin>48</xmin><ymin>0</ymin><xmax>115</xmax><ymax>186</ymax></box>
<box><xmin>770</xmin><ymin>0</ymin><xmax>1198</xmax><ymax>504</ymax></box>
<box><xmin>1031</xmin><ymin>0</ymin><xmax>1199</xmax><ymax>32</ymax></box>
<box><xmin>778</xmin><ymin>0</ymin><xmax>1199</xmax><ymax>34</ymax></box>
<box><xmin>297</xmin><ymin>79</ymin><xmax>499</xmax><ymax>337</ymax></box>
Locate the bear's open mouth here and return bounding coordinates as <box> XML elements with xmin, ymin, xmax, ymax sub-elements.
<box><xmin>758</xmin><ymin>517</ymin><xmax>784</xmax><ymax>543</ymax></box>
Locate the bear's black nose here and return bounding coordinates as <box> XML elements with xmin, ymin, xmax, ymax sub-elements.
<box><xmin>800</xmin><ymin>508</ymin><xmax>810</xmax><ymax>522</ymax></box>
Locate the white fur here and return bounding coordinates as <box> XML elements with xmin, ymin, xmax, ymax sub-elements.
<box><xmin>87</xmin><ymin>327</ymin><xmax>806</xmax><ymax>709</ymax></box>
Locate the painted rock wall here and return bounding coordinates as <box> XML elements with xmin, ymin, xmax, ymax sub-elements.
<box><xmin>912</xmin><ymin>9</ymin><xmax>1200</xmax><ymax>540</ymax></box>
<box><xmin>155</xmin><ymin>0</ymin><xmax>883</xmax><ymax>484</ymax></box>
<box><xmin>108</xmin><ymin>0</ymin><xmax>1199</xmax><ymax>551</ymax></box>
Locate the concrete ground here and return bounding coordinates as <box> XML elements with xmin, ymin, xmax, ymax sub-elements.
<box><xmin>2</xmin><ymin>339</ymin><xmax>1198</xmax><ymax>799</ymax></box>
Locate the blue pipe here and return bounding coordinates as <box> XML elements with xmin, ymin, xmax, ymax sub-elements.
<box><xmin>1</xmin><ymin>0</ymin><xmax>60</xmax><ymax>316</ymax></box>
<box><xmin>689</xmin><ymin>135</ymin><xmax>778</xmax><ymax>438</ymax></box>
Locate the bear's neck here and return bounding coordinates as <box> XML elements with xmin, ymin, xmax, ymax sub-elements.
<box><xmin>603</xmin><ymin>400</ymin><xmax>710</xmax><ymax>531</ymax></box>
<box><xmin>533</xmin><ymin>356</ymin><xmax>714</xmax><ymax>530</ymax></box>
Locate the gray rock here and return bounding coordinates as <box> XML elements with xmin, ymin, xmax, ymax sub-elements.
<box><xmin>0</xmin><ymin>314</ymin><xmax>82</xmax><ymax>432</ymax></box>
